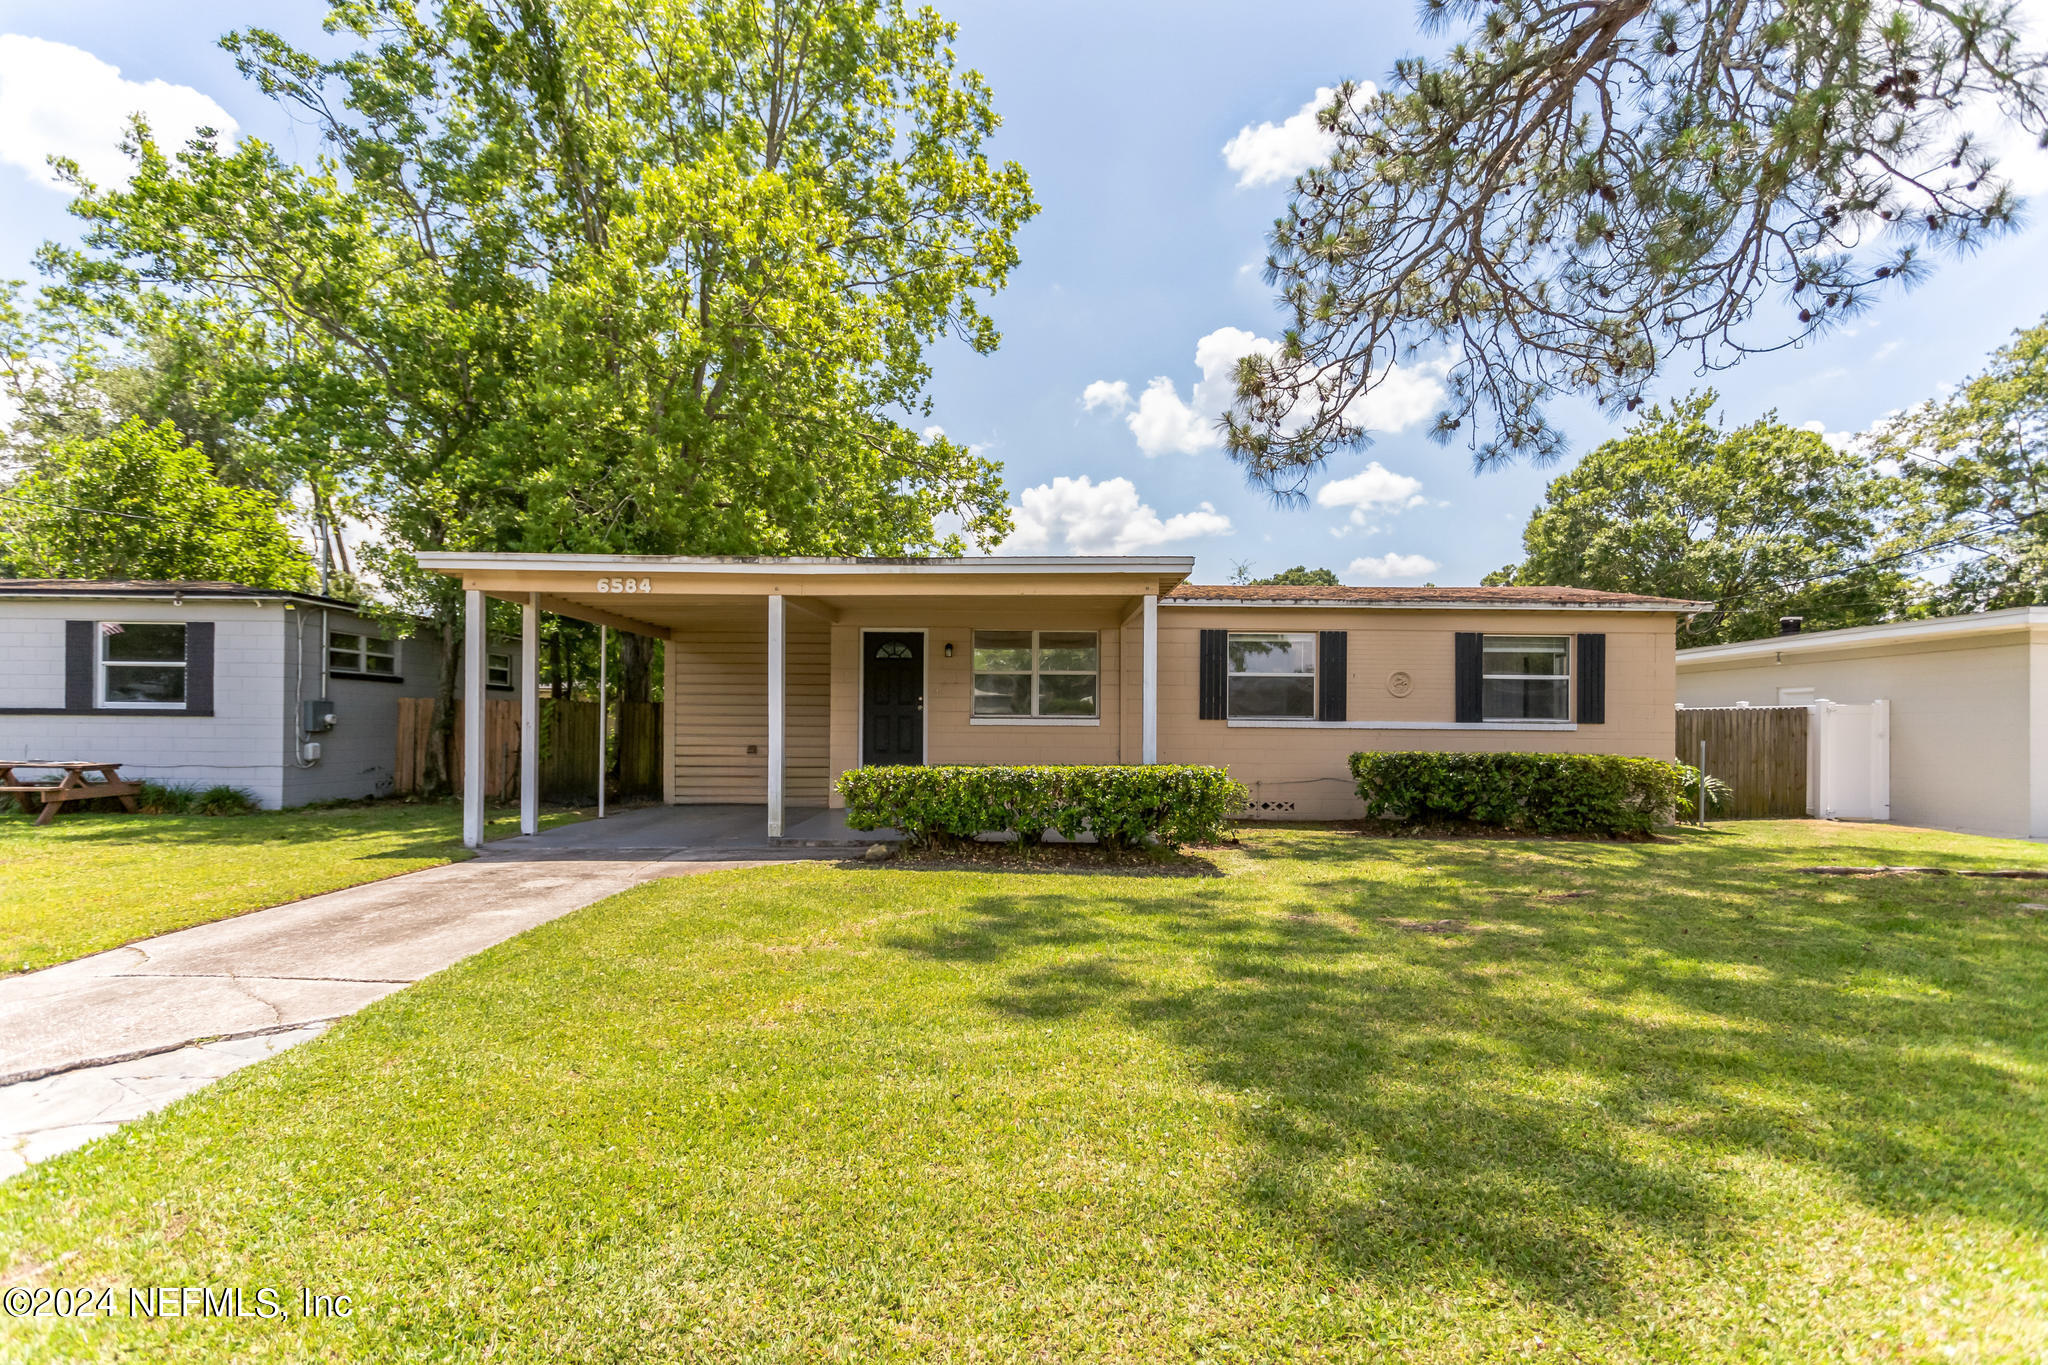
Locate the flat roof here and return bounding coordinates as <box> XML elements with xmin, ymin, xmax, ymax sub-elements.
<box><xmin>1677</xmin><ymin>605</ymin><xmax>2048</xmax><ymax>665</ymax></box>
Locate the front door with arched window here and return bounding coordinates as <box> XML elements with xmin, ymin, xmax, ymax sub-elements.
<box><xmin>861</xmin><ymin>632</ymin><xmax>924</xmax><ymax>766</ymax></box>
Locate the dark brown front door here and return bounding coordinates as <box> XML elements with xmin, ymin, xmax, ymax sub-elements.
<box><xmin>862</xmin><ymin>632</ymin><xmax>924</xmax><ymax>766</ymax></box>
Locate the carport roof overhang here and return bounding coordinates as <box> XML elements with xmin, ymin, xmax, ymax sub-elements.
<box><xmin>414</xmin><ymin>553</ymin><xmax>1197</xmax><ymax>640</ymax></box>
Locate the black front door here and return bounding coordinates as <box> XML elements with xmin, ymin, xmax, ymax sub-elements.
<box><xmin>862</xmin><ymin>632</ymin><xmax>925</xmax><ymax>766</ymax></box>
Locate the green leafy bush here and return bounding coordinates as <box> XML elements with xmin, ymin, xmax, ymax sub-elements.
<box><xmin>194</xmin><ymin>785</ymin><xmax>261</xmax><ymax>816</ymax></box>
<box><xmin>1348</xmin><ymin>752</ymin><xmax>1690</xmax><ymax>835</ymax></box>
<box><xmin>836</xmin><ymin>765</ymin><xmax>1248</xmax><ymax>849</ymax></box>
<box><xmin>135</xmin><ymin>781</ymin><xmax>203</xmax><ymax>814</ymax></box>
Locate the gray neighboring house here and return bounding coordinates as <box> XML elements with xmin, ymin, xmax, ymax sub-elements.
<box><xmin>0</xmin><ymin>580</ymin><xmax>518</xmax><ymax>808</ymax></box>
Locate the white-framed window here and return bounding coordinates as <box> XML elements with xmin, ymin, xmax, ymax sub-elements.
<box><xmin>972</xmin><ymin>630</ymin><xmax>1099</xmax><ymax>717</ymax></box>
<box><xmin>1483</xmin><ymin>635</ymin><xmax>1570</xmax><ymax>720</ymax></box>
<box><xmin>328</xmin><ymin>629</ymin><xmax>397</xmax><ymax>676</ymax></box>
<box><xmin>1228</xmin><ymin>632</ymin><xmax>1316</xmax><ymax>719</ymax></box>
<box><xmin>487</xmin><ymin>650</ymin><xmax>514</xmax><ymax>689</ymax></box>
<box><xmin>98</xmin><ymin>621</ymin><xmax>187</xmax><ymax>708</ymax></box>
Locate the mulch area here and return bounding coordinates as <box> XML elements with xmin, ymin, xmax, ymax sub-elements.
<box><xmin>1343</xmin><ymin>818</ymin><xmax>1672</xmax><ymax>844</ymax></box>
<box><xmin>842</xmin><ymin>841</ymin><xmax>1227</xmax><ymax>877</ymax></box>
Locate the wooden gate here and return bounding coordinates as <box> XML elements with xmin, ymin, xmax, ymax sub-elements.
<box><xmin>616</xmin><ymin>701</ymin><xmax>662</xmax><ymax>798</ymax></box>
<box><xmin>540</xmin><ymin>700</ymin><xmax>600</xmax><ymax>804</ymax></box>
<box><xmin>1675</xmin><ymin>705</ymin><xmax>1809</xmax><ymax>818</ymax></box>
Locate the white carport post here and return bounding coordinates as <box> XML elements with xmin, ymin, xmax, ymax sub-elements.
<box><xmin>462</xmin><ymin>587</ymin><xmax>486</xmax><ymax>849</ymax></box>
<box><xmin>767</xmin><ymin>593</ymin><xmax>786</xmax><ymax>839</ymax></box>
<box><xmin>1142</xmin><ymin>592</ymin><xmax>1159</xmax><ymax>764</ymax></box>
<box><xmin>520</xmin><ymin>593</ymin><xmax>540</xmax><ymax>836</ymax></box>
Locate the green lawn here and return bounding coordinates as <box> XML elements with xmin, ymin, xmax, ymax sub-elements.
<box><xmin>0</xmin><ymin>802</ymin><xmax>584</xmax><ymax>974</ymax></box>
<box><xmin>3</xmin><ymin>820</ymin><xmax>2045</xmax><ymax>1361</ymax></box>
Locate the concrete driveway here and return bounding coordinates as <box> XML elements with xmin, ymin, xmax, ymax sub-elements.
<box><xmin>1</xmin><ymin>807</ymin><xmax>825</xmax><ymax>1176</ymax></box>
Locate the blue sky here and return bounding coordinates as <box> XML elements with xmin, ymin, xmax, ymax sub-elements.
<box><xmin>4</xmin><ymin>0</ymin><xmax>2047</xmax><ymax>586</ymax></box>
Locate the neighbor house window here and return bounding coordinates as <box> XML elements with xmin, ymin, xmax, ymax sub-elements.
<box><xmin>98</xmin><ymin>622</ymin><xmax>187</xmax><ymax>707</ymax></box>
<box><xmin>972</xmin><ymin>630</ymin><xmax>1099</xmax><ymax>717</ymax></box>
<box><xmin>487</xmin><ymin>651</ymin><xmax>514</xmax><ymax>688</ymax></box>
<box><xmin>1483</xmin><ymin>635</ymin><xmax>1569</xmax><ymax>720</ymax></box>
<box><xmin>329</xmin><ymin>629</ymin><xmax>397</xmax><ymax>676</ymax></box>
<box><xmin>1228</xmin><ymin>633</ymin><xmax>1315</xmax><ymax>719</ymax></box>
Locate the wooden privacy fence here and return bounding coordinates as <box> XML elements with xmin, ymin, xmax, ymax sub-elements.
<box><xmin>394</xmin><ymin>696</ymin><xmax>663</xmax><ymax>802</ymax></box>
<box><xmin>1676</xmin><ymin>705</ymin><xmax>1809</xmax><ymax>818</ymax></box>
<box><xmin>395</xmin><ymin>697</ymin><xmax>519</xmax><ymax>801</ymax></box>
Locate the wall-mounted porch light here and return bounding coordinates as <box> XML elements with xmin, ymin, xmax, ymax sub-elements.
<box><xmin>943</xmin><ymin>642</ymin><xmax>954</xmax><ymax>658</ymax></box>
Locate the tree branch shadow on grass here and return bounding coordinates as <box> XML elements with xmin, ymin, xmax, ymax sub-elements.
<box><xmin>879</xmin><ymin>869</ymin><xmax>2047</xmax><ymax>1317</ymax></box>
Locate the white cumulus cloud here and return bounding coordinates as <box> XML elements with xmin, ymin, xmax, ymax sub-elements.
<box><xmin>0</xmin><ymin>37</ymin><xmax>236</xmax><ymax>191</ymax></box>
<box><xmin>1089</xmin><ymin>326</ymin><xmax>1446</xmax><ymax>458</ymax></box>
<box><xmin>1222</xmin><ymin>85</ymin><xmax>1372</xmax><ymax>188</ymax></box>
<box><xmin>1315</xmin><ymin>461</ymin><xmax>1426</xmax><ymax>528</ymax></box>
<box><xmin>1080</xmin><ymin>380</ymin><xmax>1130</xmax><ymax>414</ymax></box>
<box><xmin>1004</xmin><ymin>475</ymin><xmax>1233</xmax><ymax>555</ymax></box>
<box><xmin>1346</xmin><ymin>552</ymin><xmax>1439</xmax><ymax>584</ymax></box>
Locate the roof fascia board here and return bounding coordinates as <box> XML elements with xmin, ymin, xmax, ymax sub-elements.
<box><xmin>1162</xmin><ymin>598</ymin><xmax>1706</xmax><ymax>612</ymax></box>
<box><xmin>1676</xmin><ymin>606</ymin><xmax>2048</xmax><ymax>664</ymax></box>
<box><xmin>416</xmin><ymin>552</ymin><xmax>1194</xmax><ymax>577</ymax></box>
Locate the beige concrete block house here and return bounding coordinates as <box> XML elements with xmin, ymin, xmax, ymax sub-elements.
<box><xmin>417</xmin><ymin>553</ymin><xmax>1706</xmax><ymax>843</ymax></box>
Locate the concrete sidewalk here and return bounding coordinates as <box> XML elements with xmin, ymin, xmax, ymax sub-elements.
<box><xmin>1</xmin><ymin>837</ymin><xmax>813</xmax><ymax>1177</ymax></box>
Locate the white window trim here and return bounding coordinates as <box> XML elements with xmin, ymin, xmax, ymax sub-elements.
<box><xmin>1481</xmin><ymin>635</ymin><xmax>1573</xmax><ymax>723</ymax></box>
<box><xmin>1226</xmin><ymin>630</ymin><xmax>1319</xmax><ymax>722</ymax></box>
<box><xmin>329</xmin><ymin>628</ymin><xmax>398</xmax><ymax>675</ymax></box>
<box><xmin>970</xmin><ymin>629</ymin><xmax>1101</xmax><ymax>721</ymax></box>
<box><xmin>486</xmin><ymin>650</ymin><xmax>514</xmax><ymax>689</ymax></box>
<box><xmin>96</xmin><ymin>621</ymin><xmax>187</xmax><ymax>710</ymax></box>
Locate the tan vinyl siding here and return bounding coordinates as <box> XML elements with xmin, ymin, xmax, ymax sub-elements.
<box><xmin>667</xmin><ymin>605</ymin><xmax>828</xmax><ymax>805</ymax></box>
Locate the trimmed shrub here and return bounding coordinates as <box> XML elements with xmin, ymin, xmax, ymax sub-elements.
<box><xmin>836</xmin><ymin>765</ymin><xmax>1248</xmax><ymax>849</ymax></box>
<box><xmin>1348</xmin><ymin>751</ymin><xmax>1690</xmax><ymax>836</ymax></box>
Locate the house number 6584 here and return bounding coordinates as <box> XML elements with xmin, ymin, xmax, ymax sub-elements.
<box><xmin>596</xmin><ymin>577</ymin><xmax>652</xmax><ymax>594</ymax></box>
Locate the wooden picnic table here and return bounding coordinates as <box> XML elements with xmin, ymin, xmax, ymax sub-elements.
<box><xmin>0</xmin><ymin>760</ymin><xmax>143</xmax><ymax>826</ymax></box>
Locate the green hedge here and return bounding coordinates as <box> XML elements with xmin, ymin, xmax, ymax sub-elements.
<box><xmin>836</xmin><ymin>765</ymin><xmax>1249</xmax><ymax>849</ymax></box>
<box><xmin>1348</xmin><ymin>751</ymin><xmax>1690</xmax><ymax>836</ymax></box>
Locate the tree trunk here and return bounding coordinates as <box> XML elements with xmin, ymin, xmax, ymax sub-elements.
<box><xmin>425</xmin><ymin>600</ymin><xmax>461</xmax><ymax>797</ymax></box>
<box><xmin>620</xmin><ymin>631</ymin><xmax>655</xmax><ymax>704</ymax></box>
<box><xmin>550</xmin><ymin>633</ymin><xmax>565</xmax><ymax>700</ymax></box>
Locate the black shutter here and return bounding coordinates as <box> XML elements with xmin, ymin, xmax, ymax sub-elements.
<box><xmin>1454</xmin><ymin>632</ymin><xmax>1484</xmax><ymax>723</ymax></box>
<box><xmin>1576</xmin><ymin>632</ymin><xmax>1606</xmax><ymax>724</ymax></box>
<box><xmin>1198</xmin><ymin>629</ymin><xmax>1227</xmax><ymax>720</ymax></box>
<box><xmin>184</xmin><ymin>621</ymin><xmax>215</xmax><ymax>715</ymax></box>
<box><xmin>1317</xmin><ymin>630</ymin><xmax>1347</xmax><ymax>721</ymax></box>
<box><xmin>65</xmin><ymin>620</ymin><xmax>95</xmax><ymax>712</ymax></box>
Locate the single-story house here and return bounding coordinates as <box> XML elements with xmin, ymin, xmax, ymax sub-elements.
<box><xmin>0</xmin><ymin>580</ymin><xmax>520</xmax><ymax>808</ymax></box>
<box><xmin>416</xmin><ymin>553</ymin><xmax>1707</xmax><ymax>845</ymax></box>
<box><xmin>1677</xmin><ymin>606</ymin><xmax>2048</xmax><ymax>840</ymax></box>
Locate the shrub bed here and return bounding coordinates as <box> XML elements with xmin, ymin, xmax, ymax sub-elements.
<box><xmin>836</xmin><ymin>765</ymin><xmax>1248</xmax><ymax>849</ymax></box>
<box><xmin>1348</xmin><ymin>752</ymin><xmax>1690</xmax><ymax>836</ymax></box>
